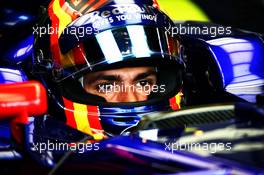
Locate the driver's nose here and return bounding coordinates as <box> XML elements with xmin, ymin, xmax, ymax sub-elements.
<box><xmin>112</xmin><ymin>90</ymin><xmax>147</xmax><ymax>103</ymax></box>
<box><xmin>114</xmin><ymin>91</ymin><xmax>139</xmax><ymax>102</ymax></box>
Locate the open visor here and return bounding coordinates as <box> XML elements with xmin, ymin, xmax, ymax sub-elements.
<box><xmin>57</xmin><ymin>25</ymin><xmax>182</xmax><ymax>82</ymax></box>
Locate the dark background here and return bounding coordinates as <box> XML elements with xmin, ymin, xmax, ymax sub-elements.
<box><xmin>194</xmin><ymin>0</ymin><xmax>264</xmax><ymax>33</ymax></box>
<box><xmin>1</xmin><ymin>0</ymin><xmax>263</xmax><ymax>32</ymax></box>
<box><xmin>0</xmin><ymin>0</ymin><xmax>264</xmax><ymax>59</ymax></box>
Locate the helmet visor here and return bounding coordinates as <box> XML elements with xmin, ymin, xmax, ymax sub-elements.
<box><xmin>57</xmin><ymin>25</ymin><xmax>182</xmax><ymax>82</ymax></box>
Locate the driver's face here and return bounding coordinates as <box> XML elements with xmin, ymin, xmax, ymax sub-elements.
<box><xmin>83</xmin><ymin>67</ymin><xmax>157</xmax><ymax>103</ymax></box>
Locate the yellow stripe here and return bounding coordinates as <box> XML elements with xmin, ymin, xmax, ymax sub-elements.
<box><xmin>53</xmin><ymin>0</ymin><xmax>75</xmax><ymax>67</ymax></box>
<box><xmin>92</xmin><ymin>133</ymin><xmax>104</xmax><ymax>140</ymax></box>
<box><xmin>158</xmin><ymin>0</ymin><xmax>210</xmax><ymax>22</ymax></box>
<box><xmin>63</xmin><ymin>50</ymin><xmax>76</xmax><ymax>67</ymax></box>
<box><xmin>53</xmin><ymin>0</ymin><xmax>72</xmax><ymax>37</ymax></box>
<box><xmin>175</xmin><ymin>92</ymin><xmax>182</xmax><ymax>109</ymax></box>
<box><xmin>86</xmin><ymin>108</ymin><xmax>104</xmax><ymax>140</ymax></box>
<box><xmin>73</xmin><ymin>103</ymin><xmax>93</xmax><ymax>135</ymax></box>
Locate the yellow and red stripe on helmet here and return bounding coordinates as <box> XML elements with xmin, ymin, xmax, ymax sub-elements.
<box><xmin>48</xmin><ymin>0</ymin><xmax>110</xmax><ymax>69</ymax></box>
<box><xmin>169</xmin><ymin>92</ymin><xmax>182</xmax><ymax>110</ymax></box>
<box><xmin>63</xmin><ymin>97</ymin><xmax>105</xmax><ymax>140</ymax></box>
<box><xmin>48</xmin><ymin>0</ymin><xmax>73</xmax><ymax>67</ymax></box>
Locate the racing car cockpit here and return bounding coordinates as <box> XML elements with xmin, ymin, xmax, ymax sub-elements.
<box><xmin>1</xmin><ymin>0</ymin><xmax>264</xmax><ymax>174</ymax></box>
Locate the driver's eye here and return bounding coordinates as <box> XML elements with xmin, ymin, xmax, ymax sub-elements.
<box><xmin>96</xmin><ymin>83</ymin><xmax>114</xmax><ymax>92</ymax></box>
<box><xmin>136</xmin><ymin>80</ymin><xmax>152</xmax><ymax>87</ymax></box>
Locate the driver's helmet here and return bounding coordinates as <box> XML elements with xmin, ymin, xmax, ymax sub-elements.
<box><xmin>34</xmin><ymin>0</ymin><xmax>184</xmax><ymax>139</ymax></box>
